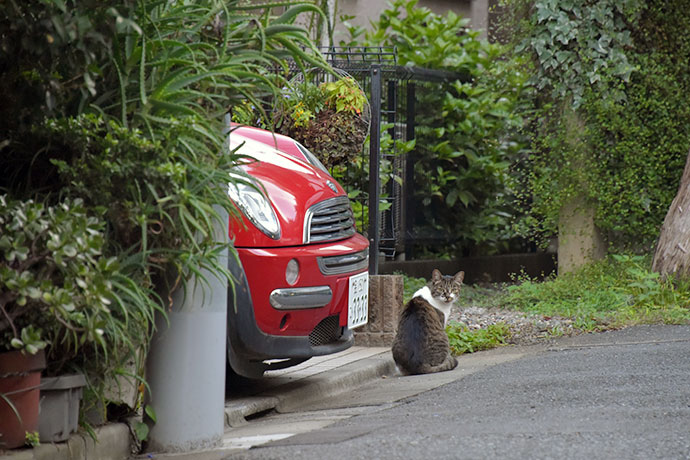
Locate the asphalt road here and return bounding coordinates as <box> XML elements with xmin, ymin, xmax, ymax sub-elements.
<box><xmin>225</xmin><ymin>325</ymin><xmax>690</xmax><ymax>460</ymax></box>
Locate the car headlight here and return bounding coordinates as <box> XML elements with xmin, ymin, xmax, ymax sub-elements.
<box><xmin>228</xmin><ymin>176</ymin><xmax>281</xmax><ymax>240</ymax></box>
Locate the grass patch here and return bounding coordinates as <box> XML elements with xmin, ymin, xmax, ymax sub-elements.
<box><xmin>446</xmin><ymin>322</ymin><xmax>510</xmax><ymax>355</ymax></box>
<box><xmin>400</xmin><ymin>273</ymin><xmax>427</xmax><ymax>303</ymax></box>
<box><xmin>396</xmin><ymin>254</ymin><xmax>690</xmax><ymax>355</ymax></box>
<box><xmin>500</xmin><ymin>254</ymin><xmax>690</xmax><ymax>329</ymax></box>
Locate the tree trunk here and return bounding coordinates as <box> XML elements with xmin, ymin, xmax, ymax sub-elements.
<box><xmin>652</xmin><ymin>150</ymin><xmax>690</xmax><ymax>277</ymax></box>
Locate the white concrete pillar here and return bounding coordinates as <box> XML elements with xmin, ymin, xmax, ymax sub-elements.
<box><xmin>145</xmin><ymin>207</ymin><xmax>228</xmax><ymax>453</ymax></box>
<box><xmin>558</xmin><ymin>195</ymin><xmax>606</xmax><ymax>274</ymax></box>
<box><xmin>471</xmin><ymin>0</ymin><xmax>489</xmax><ymax>38</ymax></box>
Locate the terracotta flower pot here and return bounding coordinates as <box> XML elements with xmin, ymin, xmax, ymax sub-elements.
<box><xmin>0</xmin><ymin>350</ymin><xmax>46</xmax><ymax>449</ymax></box>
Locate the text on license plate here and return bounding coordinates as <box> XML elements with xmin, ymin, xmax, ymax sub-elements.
<box><xmin>348</xmin><ymin>271</ymin><xmax>369</xmax><ymax>330</ymax></box>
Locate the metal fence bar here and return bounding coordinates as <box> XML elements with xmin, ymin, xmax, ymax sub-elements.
<box><xmin>378</xmin><ymin>79</ymin><xmax>398</xmax><ymax>257</ymax></box>
<box><xmin>368</xmin><ymin>65</ymin><xmax>382</xmax><ymax>275</ymax></box>
<box><xmin>404</xmin><ymin>82</ymin><xmax>417</xmax><ymax>259</ymax></box>
<box><xmin>311</xmin><ymin>48</ymin><xmax>467</xmax><ymax>265</ymax></box>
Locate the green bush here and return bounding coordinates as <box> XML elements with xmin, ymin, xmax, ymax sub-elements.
<box><xmin>344</xmin><ymin>0</ymin><xmax>528</xmax><ymax>255</ymax></box>
<box><xmin>0</xmin><ymin>0</ymin><xmax>331</xmax><ymax>422</ymax></box>
<box><xmin>501</xmin><ymin>255</ymin><xmax>690</xmax><ymax>328</ymax></box>
<box><xmin>503</xmin><ymin>0</ymin><xmax>690</xmax><ymax>251</ymax></box>
<box><xmin>447</xmin><ymin>322</ymin><xmax>510</xmax><ymax>355</ymax></box>
<box><xmin>0</xmin><ymin>196</ymin><xmax>157</xmax><ymax>378</ymax></box>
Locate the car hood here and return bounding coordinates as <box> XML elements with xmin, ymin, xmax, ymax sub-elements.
<box><xmin>228</xmin><ymin>134</ymin><xmax>347</xmax><ymax>247</ymax></box>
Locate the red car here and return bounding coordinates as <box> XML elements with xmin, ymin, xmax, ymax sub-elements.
<box><xmin>225</xmin><ymin>125</ymin><xmax>369</xmax><ymax>378</ymax></box>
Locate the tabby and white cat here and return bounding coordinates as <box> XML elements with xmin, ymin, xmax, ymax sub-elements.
<box><xmin>392</xmin><ymin>269</ymin><xmax>464</xmax><ymax>375</ymax></box>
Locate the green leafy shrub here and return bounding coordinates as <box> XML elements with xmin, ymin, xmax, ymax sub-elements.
<box><xmin>44</xmin><ymin>113</ymin><xmax>240</xmax><ymax>278</ymax></box>
<box><xmin>502</xmin><ymin>0</ymin><xmax>690</xmax><ymax>251</ymax></box>
<box><xmin>500</xmin><ymin>255</ymin><xmax>690</xmax><ymax>327</ymax></box>
<box><xmin>346</xmin><ymin>0</ymin><xmax>528</xmax><ymax>256</ymax></box>
<box><xmin>0</xmin><ymin>0</ymin><xmax>332</xmax><ymax>423</ymax></box>
<box><xmin>272</xmin><ymin>77</ymin><xmax>368</xmax><ymax>169</ymax></box>
<box><xmin>0</xmin><ymin>196</ymin><xmax>157</xmax><ymax>379</ymax></box>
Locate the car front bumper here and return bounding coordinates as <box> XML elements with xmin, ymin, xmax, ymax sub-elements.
<box><xmin>226</xmin><ymin>233</ymin><xmax>369</xmax><ymax>378</ymax></box>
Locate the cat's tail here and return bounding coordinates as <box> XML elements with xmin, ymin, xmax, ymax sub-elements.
<box><xmin>419</xmin><ymin>354</ymin><xmax>458</xmax><ymax>374</ymax></box>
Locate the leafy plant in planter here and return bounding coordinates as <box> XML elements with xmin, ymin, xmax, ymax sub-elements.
<box><xmin>0</xmin><ymin>0</ymin><xmax>333</xmax><ymax>427</ymax></box>
<box><xmin>0</xmin><ymin>195</ymin><xmax>157</xmax><ymax>382</ymax></box>
<box><xmin>0</xmin><ymin>348</ymin><xmax>46</xmax><ymax>449</ymax></box>
<box><xmin>273</xmin><ymin>76</ymin><xmax>369</xmax><ymax>170</ymax></box>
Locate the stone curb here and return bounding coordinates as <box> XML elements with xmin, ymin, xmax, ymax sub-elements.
<box><xmin>0</xmin><ymin>423</ymin><xmax>132</xmax><ymax>460</ymax></box>
<box><xmin>225</xmin><ymin>351</ymin><xmax>396</xmax><ymax>426</ymax></box>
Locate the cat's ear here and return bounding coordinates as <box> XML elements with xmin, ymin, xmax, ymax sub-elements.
<box><xmin>454</xmin><ymin>271</ymin><xmax>465</xmax><ymax>284</ymax></box>
<box><xmin>431</xmin><ymin>269</ymin><xmax>442</xmax><ymax>281</ymax></box>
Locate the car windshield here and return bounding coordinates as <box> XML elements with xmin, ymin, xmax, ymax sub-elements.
<box><xmin>295</xmin><ymin>142</ymin><xmax>330</xmax><ymax>175</ymax></box>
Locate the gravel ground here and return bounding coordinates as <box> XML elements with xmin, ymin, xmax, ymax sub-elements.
<box><xmin>404</xmin><ymin>280</ymin><xmax>584</xmax><ymax>345</ymax></box>
<box><xmin>447</xmin><ymin>304</ymin><xmax>579</xmax><ymax>345</ymax></box>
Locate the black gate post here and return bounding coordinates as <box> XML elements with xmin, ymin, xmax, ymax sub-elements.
<box><xmin>368</xmin><ymin>65</ymin><xmax>382</xmax><ymax>274</ymax></box>
<box><xmin>404</xmin><ymin>82</ymin><xmax>416</xmax><ymax>258</ymax></box>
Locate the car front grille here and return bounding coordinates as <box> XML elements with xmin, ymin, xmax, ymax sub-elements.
<box><xmin>309</xmin><ymin>315</ymin><xmax>342</xmax><ymax>347</ymax></box>
<box><xmin>303</xmin><ymin>196</ymin><xmax>356</xmax><ymax>244</ymax></box>
<box><xmin>317</xmin><ymin>249</ymin><xmax>369</xmax><ymax>276</ymax></box>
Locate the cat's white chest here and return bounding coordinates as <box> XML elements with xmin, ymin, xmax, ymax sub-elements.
<box><xmin>412</xmin><ymin>286</ymin><xmax>454</xmax><ymax>327</ymax></box>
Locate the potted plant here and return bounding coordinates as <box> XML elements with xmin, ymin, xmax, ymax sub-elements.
<box><xmin>0</xmin><ymin>347</ymin><xmax>46</xmax><ymax>449</ymax></box>
<box><xmin>269</xmin><ymin>75</ymin><xmax>370</xmax><ymax>170</ymax></box>
<box><xmin>0</xmin><ymin>195</ymin><xmax>152</xmax><ymax>445</ymax></box>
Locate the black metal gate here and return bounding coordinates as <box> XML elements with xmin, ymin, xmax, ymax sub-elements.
<box><xmin>318</xmin><ymin>47</ymin><xmax>467</xmax><ymax>274</ymax></box>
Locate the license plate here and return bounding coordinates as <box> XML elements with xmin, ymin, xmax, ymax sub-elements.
<box><xmin>348</xmin><ymin>271</ymin><xmax>369</xmax><ymax>329</ymax></box>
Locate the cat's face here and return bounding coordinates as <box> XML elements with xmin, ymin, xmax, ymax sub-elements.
<box><xmin>429</xmin><ymin>269</ymin><xmax>464</xmax><ymax>303</ymax></box>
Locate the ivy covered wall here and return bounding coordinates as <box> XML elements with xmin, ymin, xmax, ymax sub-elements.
<box><xmin>505</xmin><ymin>0</ymin><xmax>690</xmax><ymax>252</ymax></box>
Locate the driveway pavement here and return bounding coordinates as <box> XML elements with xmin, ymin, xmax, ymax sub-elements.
<box><xmin>224</xmin><ymin>325</ymin><xmax>690</xmax><ymax>459</ymax></box>
<box><xmin>4</xmin><ymin>325</ymin><xmax>688</xmax><ymax>460</ymax></box>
